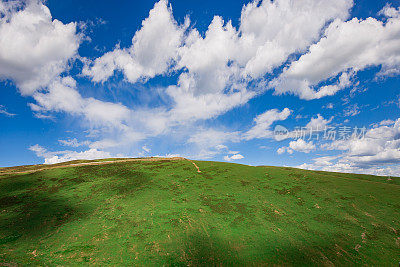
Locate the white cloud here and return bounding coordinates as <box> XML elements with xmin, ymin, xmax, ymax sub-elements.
<box><xmin>0</xmin><ymin>0</ymin><xmax>81</xmax><ymax>95</ymax></box>
<box><xmin>177</xmin><ymin>16</ymin><xmax>239</xmax><ymax>95</ymax></box>
<box><xmin>188</xmin><ymin>129</ymin><xmax>240</xmax><ymax>147</ymax></box>
<box><xmin>29</xmin><ymin>144</ymin><xmax>112</xmax><ymax>164</ymax></box>
<box><xmin>215</xmin><ymin>144</ymin><xmax>228</xmax><ymax>150</ymax></box>
<box><xmin>239</xmin><ymin>0</ymin><xmax>353</xmax><ymax>79</ymax></box>
<box><xmin>83</xmin><ymin>0</ymin><xmax>354</xmax><ymax>125</ymax></box>
<box><xmin>167</xmin><ymin>0</ymin><xmax>352</xmax><ymax>120</ymax></box>
<box><xmin>306</xmin><ymin>114</ymin><xmax>333</xmax><ymax>130</ymax></box>
<box><xmin>277</xmin><ymin>147</ymin><xmax>293</xmax><ymax>154</ymax></box>
<box><xmin>166</xmin><ymin>85</ymin><xmax>256</xmax><ymax>122</ymax></box>
<box><xmin>142</xmin><ymin>145</ymin><xmax>151</xmax><ymax>153</ymax></box>
<box><xmin>278</xmin><ymin>139</ymin><xmax>315</xmax><ymax>154</ymax></box>
<box><xmin>244</xmin><ymin>108</ymin><xmax>291</xmax><ymax>140</ymax></box>
<box><xmin>153</xmin><ymin>153</ymin><xmax>181</xmax><ymax>158</ymax></box>
<box><xmin>29</xmin><ymin>76</ymin><xmax>149</xmax><ymax>153</ymax></box>
<box><xmin>0</xmin><ymin>105</ymin><xmax>16</xmax><ymax>117</ymax></box>
<box><xmin>85</xmin><ymin>0</ymin><xmax>353</xmax><ymax>87</ymax></box>
<box><xmin>343</xmin><ymin>104</ymin><xmax>360</xmax><ymax>117</ymax></box>
<box><xmin>298</xmin><ymin>157</ymin><xmax>400</xmax><ymax>177</ymax></box>
<box><xmin>378</xmin><ymin>4</ymin><xmax>400</xmax><ymax>18</ymax></box>
<box><xmin>224</xmin><ymin>153</ymin><xmax>244</xmax><ymax>161</ymax></box>
<box><xmin>325</xmin><ymin>120</ymin><xmax>400</xmax><ymax>163</ymax></box>
<box><xmin>4</xmin><ymin>0</ymin><xmax>400</xmax><ymax>171</ymax></box>
<box><xmin>59</xmin><ymin>138</ymin><xmax>90</xmax><ymax>148</ymax></box>
<box><xmin>380</xmin><ymin>119</ymin><xmax>395</xmax><ymax>126</ymax></box>
<box><xmin>271</xmin><ymin>9</ymin><xmax>400</xmax><ymax>99</ymax></box>
<box><xmin>0</xmin><ymin>2</ymin><xmax>141</xmax><ymax>157</ymax></box>
<box><xmin>30</xmin><ymin>76</ymin><xmax>85</xmax><ymax>114</ymax></box>
<box><xmin>187</xmin><ymin>129</ymin><xmax>240</xmax><ymax>159</ymax></box>
<box><xmin>83</xmin><ymin>0</ymin><xmax>188</xmax><ymax>83</ymax></box>
<box><xmin>289</xmin><ymin>139</ymin><xmax>316</xmax><ymax>153</ymax></box>
<box><xmin>301</xmin><ymin>118</ymin><xmax>400</xmax><ymax>175</ymax></box>
<box><xmin>31</xmin><ymin>76</ymin><xmax>131</xmax><ymax>129</ymax></box>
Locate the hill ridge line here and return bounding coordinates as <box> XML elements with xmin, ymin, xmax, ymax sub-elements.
<box><xmin>0</xmin><ymin>157</ymin><xmax>188</xmax><ymax>176</ymax></box>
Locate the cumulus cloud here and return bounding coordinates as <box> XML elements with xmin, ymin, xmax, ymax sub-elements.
<box><xmin>278</xmin><ymin>139</ymin><xmax>315</xmax><ymax>154</ymax></box>
<box><xmin>270</xmin><ymin>7</ymin><xmax>400</xmax><ymax>99</ymax></box>
<box><xmin>298</xmin><ymin>156</ymin><xmax>400</xmax><ymax>177</ymax></box>
<box><xmin>239</xmin><ymin>0</ymin><xmax>352</xmax><ymax>79</ymax></box>
<box><xmin>289</xmin><ymin>139</ymin><xmax>316</xmax><ymax>153</ymax></box>
<box><xmin>224</xmin><ymin>153</ymin><xmax>244</xmax><ymax>161</ymax></box>
<box><xmin>83</xmin><ymin>0</ymin><xmax>354</xmax><ymax>124</ymax></box>
<box><xmin>86</xmin><ymin>0</ymin><xmax>353</xmax><ymax>86</ymax></box>
<box><xmin>277</xmin><ymin>147</ymin><xmax>293</xmax><ymax>155</ymax></box>
<box><xmin>82</xmin><ymin>0</ymin><xmax>188</xmax><ymax>83</ymax></box>
<box><xmin>29</xmin><ymin>76</ymin><xmax>151</xmax><ymax>156</ymax></box>
<box><xmin>378</xmin><ymin>4</ymin><xmax>400</xmax><ymax>18</ymax></box>
<box><xmin>29</xmin><ymin>144</ymin><xmax>112</xmax><ymax>164</ymax></box>
<box><xmin>300</xmin><ymin>118</ymin><xmax>400</xmax><ymax>175</ymax></box>
<box><xmin>4</xmin><ymin>0</ymin><xmax>400</xmax><ymax>171</ymax></box>
<box><xmin>0</xmin><ymin>0</ymin><xmax>81</xmax><ymax>95</ymax></box>
<box><xmin>244</xmin><ymin>108</ymin><xmax>291</xmax><ymax>140</ymax></box>
<box><xmin>30</xmin><ymin>76</ymin><xmax>131</xmax><ymax>129</ymax></box>
<box><xmin>306</xmin><ymin>114</ymin><xmax>333</xmax><ymax>130</ymax></box>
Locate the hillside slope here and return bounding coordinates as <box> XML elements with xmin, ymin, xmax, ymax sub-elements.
<box><xmin>0</xmin><ymin>158</ymin><xmax>399</xmax><ymax>265</ymax></box>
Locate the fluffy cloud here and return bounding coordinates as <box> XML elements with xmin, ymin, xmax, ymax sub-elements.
<box><xmin>31</xmin><ymin>76</ymin><xmax>131</xmax><ymax>129</ymax></box>
<box><xmin>289</xmin><ymin>139</ymin><xmax>316</xmax><ymax>153</ymax></box>
<box><xmin>83</xmin><ymin>0</ymin><xmax>188</xmax><ymax>83</ymax></box>
<box><xmin>86</xmin><ymin>0</ymin><xmax>354</xmax><ymax>86</ymax></box>
<box><xmin>277</xmin><ymin>147</ymin><xmax>293</xmax><ymax>155</ymax></box>
<box><xmin>244</xmin><ymin>108</ymin><xmax>291</xmax><ymax>140</ymax></box>
<box><xmin>224</xmin><ymin>153</ymin><xmax>244</xmax><ymax>161</ymax></box>
<box><xmin>84</xmin><ymin>0</ymin><xmax>354</xmax><ymax>123</ymax></box>
<box><xmin>29</xmin><ymin>144</ymin><xmax>112</xmax><ymax>164</ymax></box>
<box><xmin>306</xmin><ymin>114</ymin><xmax>333</xmax><ymax>130</ymax></box>
<box><xmin>239</xmin><ymin>0</ymin><xmax>353</xmax><ymax>78</ymax></box>
<box><xmin>300</xmin><ymin>118</ymin><xmax>400</xmax><ymax>175</ymax></box>
<box><xmin>0</xmin><ymin>0</ymin><xmax>81</xmax><ymax>95</ymax></box>
<box><xmin>327</xmin><ymin>119</ymin><xmax>400</xmax><ymax>163</ymax></box>
<box><xmin>298</xmin><ymin>157</ymin><xmax>400</xmax><ymax>177</ymax></box>
<box><xmin>168</xmin><ymin>0</ymin><xmax>352</xmax><ymax>120</ymax></box>
<box><xmin>166</xmin><ymin>85</ymin><xmax>256</xmax><ymax>122</ymax></box>
<box><xmin>4</xmin><ymin>0</ymin><xmax>400</xmax><ymax>172</ymax></box>
<box><xmin>30</xmin><ymin>76</ymin><xmax>149</xmax><ymax>154</ymax></box>
<box><xmin>278</xmin><ymin>139</ymin><xmax>316</xmax><ymax>154</ymax></box>
<box><xmin>177</xmin><ymin>16</ymin><xmax>239</xmax><ymax>95</ymax></box>
<box><xmin>271</xmin><ymin>6</ymin><xmax>400</xmax><ymax>99</ymax></box>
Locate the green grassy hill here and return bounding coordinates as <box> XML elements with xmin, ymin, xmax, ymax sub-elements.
<box><xmin>0</xmin><ymin>158</ymin><xmax>399</xmax><ymax>265</ymax></box>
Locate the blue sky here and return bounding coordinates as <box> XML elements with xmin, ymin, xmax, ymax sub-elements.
<box><xmin>1</xmin><ymin>0</ymin><xmax>400</xmax><ymax>176</ymax></box>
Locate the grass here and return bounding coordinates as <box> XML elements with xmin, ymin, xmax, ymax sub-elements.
<box><xmin>0</xmin><ymin>159</ymin><xmax>399</xmax><ymax>265</ymax></box>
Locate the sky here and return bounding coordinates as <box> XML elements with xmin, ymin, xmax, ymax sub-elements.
<box><xmin>0</xmin><ymin>0</ymin><xmax>400</xmax><ymax>176</ymax></box>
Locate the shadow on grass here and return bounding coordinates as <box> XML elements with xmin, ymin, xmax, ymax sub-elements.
<box><xmin>165</xmin><ymin>231</ymin><xmax>244</xmax><ymax>266</ymax></box>
<box><xmin>72</xmin><ymin>164</ymin><xmax>152</xmax><ymax>195</ymax></box>
<box><xmin>0</xmin><ymin>165</ymin><xmax>152</xmax><ymax>246</ymax></box>
<box><xmin>163</xmin><ymin>229</ymin><xmax>358</xmax><ymax>266</ymax></box>
<box><xmin>0</xmin><ymin>173</ymin><xmax>86</xmax><ymax>244</ymax></box>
